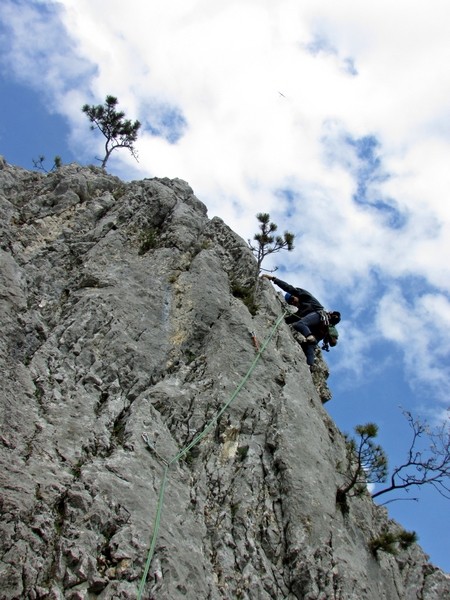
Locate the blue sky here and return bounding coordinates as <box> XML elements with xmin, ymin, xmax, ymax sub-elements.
<box><xmin>1</xmin><ymin>0</ymin><xmax>449</xmax><ymax>572</ymax></box>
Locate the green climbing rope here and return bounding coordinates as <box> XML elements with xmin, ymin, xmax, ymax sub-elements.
<box><xmin>137</xmin><ymin>310</ymin><xmax>287</xmax><ymax>598</ymax></box>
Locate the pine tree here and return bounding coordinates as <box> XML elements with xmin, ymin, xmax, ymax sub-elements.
<box><xmin>32</xmin><ymin>155</ymin><xmax>62</xmax><ymax>172</ymax></box>
<box><xmin>337</xmin><ymin>423</ymin><xmax>388</xmax><ymax>506</ymax></box>
<box><xmin>82</xmin><ymin>95</ymin><xmax>141</xmax><ymax>169</ymax></box>
<box><xmin>248</xmin><ymin>213</ymin><xmax>294</xmax><ymax>300</ymax></box>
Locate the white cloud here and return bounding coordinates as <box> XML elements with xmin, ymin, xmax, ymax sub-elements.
<box><xmin>0</xmin><ymin>1</ymin><xmax>93</xmax><ymax>99</ymax></box>
<box><xmin>2</xmin><ymin>0</ymin><xmax>450</xmax><ymax>401</ymax></box>
<box><xmin>376</xmin><ymin>287</ymin><xmax>450</xmax><ymax>401</ymax></box>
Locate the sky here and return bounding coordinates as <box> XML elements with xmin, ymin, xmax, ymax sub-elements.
<box><xmin>1</xmin><ymin>0</ymin><xmax>449</xmax><ymax>572</ymax></box>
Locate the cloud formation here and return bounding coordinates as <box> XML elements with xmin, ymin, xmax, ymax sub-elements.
<box><xmin>1</xmin><ymin>0</ymin><xmax>450</xmax><ymax>405</ymax></box>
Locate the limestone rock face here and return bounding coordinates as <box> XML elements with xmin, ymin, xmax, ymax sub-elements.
<box><xmin>1</xmin><ymin>159</ymin><xmax>449</xmax><ymax>600</ymax></box>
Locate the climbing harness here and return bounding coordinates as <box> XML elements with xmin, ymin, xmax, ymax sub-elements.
<box><xmin>137</xmin><ymin>310</ymin><xmax>287</xmax><ymax>599</ymax></box>
<box><xmin>318</xmin><ymin>309</ymin><xmax>330</xmax><ymax>326</ymax></box>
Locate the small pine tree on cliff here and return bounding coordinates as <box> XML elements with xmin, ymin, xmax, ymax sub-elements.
<box><xmin>337</xmin><ymin>412</ymin><xmax>450</xmax><ymax>509</ymax></box>
<box><xmin>337</xmin><ymin>423</ymin><xmax>388</xmax><ymax>506</ymax></box>
<box><xmin>82</xmin><ymin>95</ymin><xmax>141</xmax><ymax>169</ymax></box>
<box><xmin>248</xmin><ymin>212</ymin><xmax>295</xmax><ymax>300</ymax></box>
<box><xmin>32</xmin><ymin>155</ymin><xmax>62</xmax><ymax>172</ymax></box>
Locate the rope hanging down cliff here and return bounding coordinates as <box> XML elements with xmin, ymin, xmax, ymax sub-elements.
<box><xmin>137</xmin><ymin>310</ymin><xmax>288</xmax><ymax>599</ymax></box>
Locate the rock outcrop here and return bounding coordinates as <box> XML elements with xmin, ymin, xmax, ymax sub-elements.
<box><xmin>1</xmin><ymin>158</ymin><xmax>449</xmax><ymax>599</ymax></box>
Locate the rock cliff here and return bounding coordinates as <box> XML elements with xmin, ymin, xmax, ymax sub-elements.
<box><xmin>1</xmin><ymin>158</ymin><xmax>449</xmax><ymax>600</ymax></box>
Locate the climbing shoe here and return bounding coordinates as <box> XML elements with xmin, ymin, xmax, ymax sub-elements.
<box><xmin>306</xmin><ymin>335</ymin><xmax>316</xmax><ymax>343</ymax></box>
<box><xmin>293</xmin><ymin>331</ymin><xmax>306</xmax><ymax>344</ymax></box>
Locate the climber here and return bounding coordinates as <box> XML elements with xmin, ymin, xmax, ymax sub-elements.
<box><xmin>261</xmin><ymin>274</ymin><xmax>341</xmax><ymax>368</ymax></box>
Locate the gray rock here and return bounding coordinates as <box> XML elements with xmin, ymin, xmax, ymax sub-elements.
<box><xmin>0</xmin><ymin>158</ymin><xmax>449</xmax><ymax>599</ymax></box>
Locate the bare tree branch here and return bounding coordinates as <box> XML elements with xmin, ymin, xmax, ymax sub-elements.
<box><xmin>372</xmin><ymin>410</ymin><xmax>450</xmax><ymax>499</ymax></box>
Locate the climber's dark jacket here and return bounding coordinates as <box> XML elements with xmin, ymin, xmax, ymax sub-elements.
<box><xmin>272</xmin><ymin>278</ymin><xmax>324</xmax><ymax>318</ymax></box>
